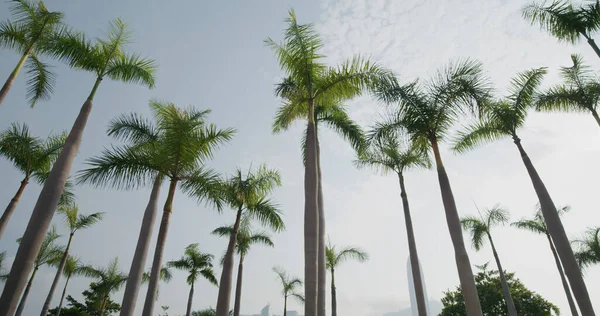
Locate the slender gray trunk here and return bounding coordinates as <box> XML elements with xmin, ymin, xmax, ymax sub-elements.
<box><xmin>585</xmin><ymin>36</ymin><xmax>600</xmax><ymax>59</ymax></box>
<box><xmin>15</xmin><ymin>266</ymin><xmax>38</xmax><ymax>316</ymax></box>
<box><xmin>142</xmin><ymin>178</ymin><xmax>177</xmax><ymax>316</ymax></box>
<box><xmin>283</xmin><ymin>295</ymin><xmax>287</xmax><ymax>316</ymax></box>
<box><xmin>546</xmin><ymin>234</ymin><xmax>579</xmax><ymax>316</ymax></box>
<box><xmin>316</xmin><ymin>134</ymin><xmax>326</xmax><ymax>316</ymax></box>
<box><xmin>233</xmin><ymin>258</ymin><xmax>244</xmax><ymax>316</ymax></box>
<box><xmin>186</xmin><ymin>283</ymin><xmax>194</xmax><ymax>316</ymax></box>
<box><xmin>0</xmin><ymin>77</ymin><xmax>101</xmax><ymax>315</ymax></box>
<box><xmin>590</xmin><ymin>109</ymin><xmax>600</xmax><ymax>128</ymax></box>
<box><xmin>0</xmin><ymin>51</ymin><xmax>30</xmax><ymax>105</ymax></box>
<box><xmin>216</xmin><ymin>208</ymin><xmax>243</xmax><ymax>316</ymax></box>
<box><xmin>40</xmin><ymin>233</ymin><xmax>74</xmax><ymax>316</ymax></box>
<box><xmin>513</xmin><ymin>137</ymin><xmax>595</xmax><ymax>315</ymax></box>
<box><xmin>120</xmin><ymin>175</ymin><xmax>162</xmax><ymax>316</ymax></box>
<box><xmin>304</xmin><ymin>101</ymin><xmax>319</xmax><ymax>316</ymax></box>
<box><xmin>0</xmin><ymin>178</ymin><xmax>29</xmax><ymax>240</ymax></box>
<box><xmin>330</xmin><ymin>269</ymin><xmax>337</xmax><ymax>316</ymax></box>
<box><xmin>430</xmin><ymin>137</ymin><xmax>482</xmax><ymax>316</ymax></box>
<box><xmin>398</xmin><ymin>173</ymin><xmax>427</xmax><ymax>316</ymax></box>
<box><xmin>487</xmin><ymin>234</ymin><xmax>517</xmax><ymax>316</ymax></box>
<box><xmin>55</xmin><ymin>275</ymin><xmax>71</xmax><ymax>316</ymax></box>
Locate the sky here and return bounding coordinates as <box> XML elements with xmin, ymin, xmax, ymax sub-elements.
<box><xmin>1</xmin><ymin>0</ymin><xmax>600</xmax><ymax>316</ymax></box>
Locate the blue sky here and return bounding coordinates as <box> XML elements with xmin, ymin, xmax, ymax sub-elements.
<box><xmin>1</xmin><ymin>0</ymin><xmax>600</xmax><ymax>315</ymax></box>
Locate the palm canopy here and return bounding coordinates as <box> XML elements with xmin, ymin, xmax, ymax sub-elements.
<box><xmin>355</xmin><ymin>132</ymin><xmax>431</xmax><ymax>175</ymax></box>
<box><xmin>57</xmin><ymin>202</ymin><xmax>104</xmax><ymax>234</ymax></box>
<box><xmin>16</xmin><ymin>225</ymin><xmax>64</xmax><ymax>267</ymax></box>
<box><xmin>572</xmin><ymin>227</ymin><xmax>600</xmax><ymax>270</ymax></box>
<box><xmin>79</xmin><ymin>257</ymin><xmax>128</xmax><ymax>297</ymax></box>
<box><xmin>325</xmin><ymin>243</ymin><xmax>369</xmax><ymax>271</ymax></box>
<box><xmin>460</xmin><ymin>205</ymin><xmax>510</xmax><ymax>251</ymax></box>
<box><xmin>141</xmin><ymin>267</ymin><xmax>173</xmax><ymax>283</ymax></box>
<box><xmin>166</xmin><ymin>243</ymin><xmax>218</xmax><ymax>286</ymax></box>
<box><xmin>62</xmin><ymin>255</ymin><xmax>86</xmax><ymax>278</ymax></box>
<box><xmin>273</xmin><ymin>266</ymin><xmax>304</xmax><ymax>302</ymax></box>
<box><xmin>511</xmin><ymin>205</ymin><xmax>571</xmax><ymax>235</ymax></box>
<box><xmin>212</xmin><ymin>215</ymin><xmax>275</xmax><ymax>259</ymax></box>
<box><xmin>452</xmin><ymin>67</ymin><xmax>547</xmax><ymax>153</ymax></box>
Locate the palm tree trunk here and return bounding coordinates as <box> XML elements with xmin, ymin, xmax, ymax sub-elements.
<box><xmin>585</xmin><ymin>35</ymin><xmax>600</xmax><ymax>59</ymax></box>
<box><xmin>590</xmin><ymin>109</ymin><xmax>600</xmax><ymax>128</ymax></box>
<box><xmin>55</xmin><ymin>275</ymin><xmax>71</xmax><ymax>316</ymax></box>
<box><xmin>216</xmin><ymin>207</ymin><xmax>243</xmax><ymax>316</ymax></box>
<box><xmin>398</xmin><ymin>173</ymin><xmax>427</xmax><ymax>316</ymax></box>
<box><xmin>284</xmin><ymin>295</ymin><xmax>287</xmax><ymax>316</ymax></box>
<box><xmin>15</xmin><ymin>266</ymin><xmax>38</xmax><ymax>316</ymax></box>
<box><xmin>487</xmin><ymin>234</ymin><xmax>517</xmax><ymax>316</ymax></box>
<box><xmin>99</xmin><ymin>295</ymin><xmax>109</xmax><ymax>316</ymax></box>
<box><xmin>430</xmin><ymin>136</ymin><xmax>482</xmax><ymax>316</ymax></box>
<box><xmin>0</xmin><ymin>50</ymin><xmax>30</xmax><ymax>105</ymax></box>
<box><xmin>0</xmin><ymin>177</ymin><xmax>29</xmax><ymax>240</ymax></box>
<box><xmin>142</xmin><ymin>178</ymin><xmax>178</xmax><ymax>316</ymax></box>
<box><xmin>186</xmin><ymin>283</ymin><xmax>194</xmax><ymax>316</ymax></box>
<box><xmin>316</xmin><ymin>133</ymin><xmax>326</xmax><ymax>316</ymax></box>
<box><xmin>40</xmin><ymin>232</ymin><xmax>74</xmax><ymax>316</ymax></box>
<box><xmin>513</xmin><ymin>137</ymin><xmax>595</xmax><ymax>315</ymax></box>
<box><xmin>120</xmin><ymin>175</ymin><xmax>162</xmax><ymax>316</ymax></box>
<box><xmin>331</xmin><ymin>269</ymin><xmax>337</xmax><ymax>316</ymax></box>
<box><xmin>546</xmin><ymin>234</ymin><xmax>579</xmax><ymax>316</ymax></box>
<box><xmin>0</xmin><ymin>77</ymin><xmax>102</xmax><ymax>316</ymax></box>
<box><xmin>304</xmin><ymin>100</ymin><xmax>319</xmax><ymax>316</ymax></box>
<box><xmin>233</xmin><ymin>257</ymin><xmax>244</xmax><ymax>316</ymax></box>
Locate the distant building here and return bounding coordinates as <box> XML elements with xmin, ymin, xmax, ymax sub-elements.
<box><xmin>407</xmin><ymin>256</ymin><xmax>430</xmax><ymax>316</ymax></box>
<box><xmin>260</xmin><ymin>304</ymin><xmax>270</xmax><ymax>316</ymax></box>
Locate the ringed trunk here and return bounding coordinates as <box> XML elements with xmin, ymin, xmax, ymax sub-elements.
<box><xmin>15</xmin><ymin>266</ymin><xmax>38</xmax><ymax>316</ymax></box>
<box><xmin>186</xmin><ymin>284</ymin><xmax>194</xmax><ymax>316</ymax></box>
<box><xmin>216</xmin><ymin>208</ymin><xmax>243</xmax><ymax>316</ymax></box>
<box><xmin>547</xmin><ymin>234</ymin><xmax>579</xmax><ymax>316</ymax></box>
<box><xmin>55</xmin><ymin>275</ymin><xmax>71</xmax><ymax>316</ymax></box>
<box><xmin>0</xmin><ymin>177</ymin><xmax>29</xmax><ymax>240</ymax></box>
<box><xmin>233</xmin><ymin>258</ymin><xmax>244</xmax><ymax>316</ymax></box>
<box><xmin>488</xmin><ymin>234</ymin><xmax>517</xmax><ymax>316</ymax></box>
<box><xmin>0</xmin><ymin>77</ymin><xmax>101</xmax><ymax>315</ymax></box>
<box><xmin>304</xmin><ymin>100</ymin><xmax>319</xmax><ymax>316</ymax></box>
<box><xmin>316</xmin><ymin>133</ymin><xmax>326</xmax><ymax>316</ymax></box>
<box><xmin>513</xmin><ymin>137</ymin><xmax>595</xmax><ymax>315</ymax></box>
<box><xmin>430</xmin><ymin>137</ymin><xmax>482</xmax><ymax>316</ymax></box>
<box><xmin>0</xmin><ymin>51</ymin><xmax>30</xmax><ymax>105</ymax></box>
<box><xmin>331</xmin><ymin>269</ymin><xmax>337</xmax><ymax>316</ymax></box>
<box><xmin>120</xmin><ymin>175</ymin><xmax>163</xmax><ymax>316</ymax></box>
<box><xmin>40</xmin><ymin>232</ymin><xmax>75</xmax><ymax>316</ymax></box>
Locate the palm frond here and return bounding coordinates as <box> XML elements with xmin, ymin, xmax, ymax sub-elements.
<box><xmin>290</xmin><ymin>292</ymin><xmax>305</xmax><ymax>303</ymax></box>
<box><xmin>105</xmin><ymin>52</ymin><xmax>157</xmax><ymax>88</ymax></box>
<box><xmin>180</xmin><ymin>167</ymin><xmax>224</xmax><ymax>210</ymax></box>
<box><xmin>485</xmin><ymin>205</ymin><xmax>510</xmax><ymax>227</ymax></box>
<box><xmin>460</xmin><ymin>216</ymin><xmax>488</xmax><ymax>251</ymax></box>
<box><xmin>318</xmin><ymin>104</ymin><xmax>366</xmax><ymax>154</ymax></box>
<box><xmin>452</xmin><ymin>118</ymin><xmax>508</xmax><ymax>154</ymax></box>
<box><xmin>335</xmin><ymin>246</ymin><xmax>369</xmax><ymax>266</ymax></box>
<box><xmin>248</xmin><ymin>232</ymin><xmax>274</xmax><ymax>247</ymax></box>
<box><xmin>211</xmin><ymin>226</ymin><xmax>234</xmax><ymax>237</ymax></box>
<box><xmin>522</xmin><ymin>0</ymin><xmax>589</xmax><ymax>43</ymax></box>
<box><xmin>25</xmin><ymin>53</ymin><xmax>55</xmax><ymax>107</ymax></box>
<box><xmin>511</xmin><ymin>219</ymin><xmax>547</xmax><ymax>235</ymax></box>
<box><xmin>200</xmin><ymin>268</ymin><xmax>218</xmax><ymax>286</ymax></box>
<box><xmin>0</xmin><ymin>21</ymin><xmax>28</xmax><ymax>51</ymax></box>
<box><xmin>507</xmin><ymin>67</ymin><xmax>547</xmax><ymax>111</ymax></box>
<box><xmin>272</xmin><ymin>99</ymin><xmax>307</xmax><ymax>133</ymax></box>
<box><xmin>107</xmin><ymin>112</ymin><xmax>159</xmax><ymax>143</ymax></box>
<box><xmin>247</xmin><ymin>198</ymin><xmax>285</xmax><ymax>232</ymax></box>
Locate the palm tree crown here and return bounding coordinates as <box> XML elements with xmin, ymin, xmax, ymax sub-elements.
<box><xmin>212</xmin><ymin>215</ymin><xmax>275</xmax><ymax>260</ymax></box>
<box><xmin>80</xmin><ymin>258</ymin><xmax>128</xmax><ymax>300</ymax></box>
<box><xmin>460</xmin><ymin>206</ymin><xmax>510</xmax><ymax>251</ymax></box>
<box><xmin>511</xmin><ymin>205</ymin><xmax>571</xmax><ymax>236</ymax></box>
<box><xmin>572</xmin><ymin>227</ymin><xmax>600</xmax><ymax>270</ymax></box>
<box><xmin>355</xmin><ymin>133</ymin><xmax>431</xmax><ymax>175</ymax></box>
<box><xmin>57</xmin><ymin>203</ymin><xmax>104</xmax><ymax>235</ymax></box>
<box><xmin>273</xmin><ymin>266</ymin><xmax>305</xmax><ymax>302</ymax></box>
<box><xmin>325</xmin><ymin>244</ymin><xmax>368</xmax><ymax>271</ymax></box>
<box><xmin>167</xmin><ymin>244</ymin><xmax>218</xmax><ymax>287</ymax></box>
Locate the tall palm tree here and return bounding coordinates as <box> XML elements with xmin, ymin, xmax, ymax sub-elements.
<box><xmin>452</xmin><ymin>67</ymin><xmax>595</xmax><ymax>315</ymax></box>
<box><xmin>572</xmin><ymin>227</ymin><xmax>600</xmax><ymax>270</ymax></box>
<box><xmin>460</xmin><ymin>206</ymin><xmax>517</xmax><ymax>316</ymax></box>
<box><xmin>40</xmin><ymin>203</ymin><xmax>103</xmax><ymax>316</ymax></box>
<box><xmin>212</xmin><ymin>216</ymin><xmax>275</xmax><ymax>316</ymax></box>
<box><xmin>15</xmin><ymin>226</ymin><xmax>63</xmax><ymax>316</ymax></box>
<box><xmin>523</xmin><ymin>0</ymin><xmax>600</xmax><ymax>58</ymax></box>
<box><xmin>0</xmin><ymin>0</ymin><xmax>63</xmax><ymax>106</ymax></box>
<box><xmin>372</xmin><ymin>59</ymin><xmax>492</xmax><ymax>316</ymax></box>
<box><xmin>80</xmin><ymin>257</ymin><xmax>128</xmax><ymax>316</ymax></box>
<box><xmin>141</xmin><ymin>266</ymin><xmax>172</xmax><ymax>301</ymax></box>
<box><xmin>0</xmin><ymin>19</ymin><xmax>156</xmax><ymax>315</ymax></box>
<box><xmin>215</xmin><ymin>165</ymin><xmax>284</xmax><ymax>316</ymax></box>
<box><xmin>54</xmin><ymin>255</ymin><xmax>88</xmax><ymax>316</ymax></box>
<box><xmin>325</xmin><ymin>243</ymin><xmax>368</xmax><ymax>316</ymax></box>
<box><xmin>167</xmin><ymin>243</ymin><xmax>218</xmax><ymax>316</ymax></box>
<box><xmin>267</xmin><ymin>11</ymin><xmax>392</xmax><ymax>316</ymax></box>
<box><xmin>512</xmin><ymin>205</ymin><xmax>579</xmax><ymax>316</ymax></box>
<box><xmin>273</xmin><ymin>266</ymin><xmax>304</xmax><ymax>316</ymax></box>
<box><xmin>535</xmin><ymin>54</ymin><xmax>600</xmax><ymax>127</ymax></box>
<box><xmin>0</xmin><ymin>122</ymin><xmax>66</xmax><ymax>239</ymax></box>
<box><xmin>354</xmin><ymin>133</ymin><xmax>429</xmax><ymax>316</ymax></box>
<box><xmin>78</xmin><ymin>101</ymin><xmax>233</xmax><ymax>316</ymax></box>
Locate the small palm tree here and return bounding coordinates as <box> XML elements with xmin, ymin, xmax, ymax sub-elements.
<box><xmin>80</xmin><ymin>258</ymin><xmax>128</xmax><ymax>316</ymax></box>
<box><xmin>15</xmin><ymin>226</ymin><xmax>63</xmax><ymax>316</ymax></box>
<box><xmin>452</xmin><ymin>67</ymin><xmax>595</xmax><ymax>314</ymax></box>
<box><xmin>167</xmin><ymin>243</ymin><xmax>218</xmax><ymax>316</ymax></box>
<box><xmin>460</xmin><ymin>205</ymin><xmax>517</xmax><ymax>316</ymax></box>
<box><xmin>523</xmin><ymin>0</ymin><xmax>600</xmax><ymax>58</ymax></box>
<box><xmin>40</xmin><ymin>203</ymin><xmax>104</xmax><ymax>316</ymax></box>
<box><xmin>325</xmin><ymin>243</ymin><xmax>368</xmax><ymax>316</ymax></box>
<box><xmin>0</xmin><ymin>0</ymin><xmax>64</xmax><ymax>105</ymax></box>
<box><xmin>354</xmin><ymin>133</ymin><xmax>429</xmax><ymax>316</ymax></box>
<box><xmin>54</xmin><ymin>255</ymin><xmax>88</xmax><ymax>316</ymax></box>
<box><xmin>0</xmin><ymin>122</ymin><xmax>66</xmax><ymax>240</ymax></box>
<box><xmin>0</xmin><ymin>19</ymin><xmax>156</xmax><ymax>315</ymax></box>
<box><xmin>273</xmin><ymin>266</ymin><xmax>304</xmax><ymax>316</ymax></box>
<box><xmin>212</xmin><ymin>215</ymin><xmax>275</xmax><ymax>316</ymax></box>
<box><xmin>215</xmin><ymin>165</ymin><xmax>284</xmax><ymax>316</ymax></box>
<box><xmin>512</xmin><ymin>205</ymin><xmax>579</xmax><ymax>316</ymax></box>
<box><xmin>572</xmin><ymin>227</ymin><xmax>600</xmax><ymax>270</ymax></box>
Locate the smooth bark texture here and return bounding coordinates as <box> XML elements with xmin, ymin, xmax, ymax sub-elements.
<box><xmin>430</xmin><ymin>137</ymin><xmax>482</xmax><ymax>316</ymax></box>
<box><xmin>55</xmin><ymin>275</ymin><xmax>71</xmax><ymax>316</ymax></box>
<box><xmin>15</xmin><ymin>267</ymin><xmax>38</xmax><ymax>316</ymax></box>
<box><xmin>233</xmin><ymin>259</ymin><xmax>244</xmax><ymax>316</ymax></box>
<box><xmin>398</xmin><ymin>173</ymin><xmax>427</xmax><ymax>316</ymax></box>
<box><xmin>216</xmin><ymin>208</ymin><xmax>243</xmax><ymax>316</ymax></box>
<box><xmin>283</xmin><ymin>296</ymin><xmax>288</xmax><ymax>316</ymax></box>
<box><xmin>120</xmin><ymin>175</ymin><xmax>162</xmax><ymax>316</ymax></box>
<box><xmin>142</xmin><ymin>178</ymin><xmax>177</xmax><ymax>316</ymax></box>
<box><xmin>591</xmin><ymin>109</ymin><xmax>600</xmax><ymax>128</ymax></box>
<box><xmin>0</xmin><ymin>51</ymin><xmax>30</xmax><ymax>105</ymax></box>
<box><xmin>488</xmin><ymin>234</ymin><xmax>517</xmax><ymax>316</ymax></box>
<box><xmin>547</xmin><ymin>234</ymin><xmax>579</xmax><ymax>316</ymax></box>
<box><xmin>586</xmin><ymin>37</ymin><xmax>600</xmax><ymax>59</ymax></box>
<box><xmin>316</xmin><ymin>135</ymin><xmax>326</xmax><ymax>316</ymax></box>
<box><xmin>40</xmin><ymin>233</ymin><xmax>74</xmax><ymax>316</ymax></box>
<box><xmin>513</xmin><ymin>137</ymin><xmax>595</xmax><ymax>315</ymax></box>
<box><xmin>186</xmin><ymin>284</ymin><xmax>194</xmax><ymax>316</ymax></box>
<box><xmin>0</xmin><ymin>177</ymin><xmax>29</xmax><ymax>240</ymax></box>
<box><xmin>0</xmin><ymin>78</ymin><xmax>100</xmax><ymax>315</ymax></box>
<box><xmin>304</xmin><ymin>101</ymin><xmax>319</xmax><ymax>316</ymax></box>
<box><xmin>330</xmin><ymin>269</ymin><xmax>337</xmax><ymax>316</ymax></box>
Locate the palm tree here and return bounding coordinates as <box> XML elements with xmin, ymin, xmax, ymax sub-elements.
<box><xmin>372</xmin><ymin>59</ymin><xmax>492</xmax><ymax>316</ymax></box>
<box><xmin>535</xmin><ymin>54</ymin><xmax>600</xmax><ymax>127</ymax></box>
<box><xmin>215</xmin><ymin>165</ymin><xmax>284</xmax><ymax>316</ymax></box>
<box><xmin>140</xmin><ymin>267</ymin><xmax>172</xmax><ymax>301</ymax></box>
<box><xmin>54</xmin><ymin>255</ymin><xmax>88</xmax><ymax>316</ymax></box>
<box><xmin>78</xmin><ymin>100</ymin><xmax>233</xmax><ymax>316</ymax></box>
<box><xmin>40</xmin><ymin>203</ymin><xmax>103</xmax><ymax>316</ymax></box>
<box><xmin>452</xmin><ymin>67</ymin><xmax>595</xmax><ymax>314</ymax></box>
<box><xmin>212</xmin><ymin>215</ymin><xmax>275</xmax><ymax>316</ymax></box>
<box><xmin>15</xmin><ymin>226</ymin><xmax>63</xmax><ymax>316</ymax></box>
<box><xmin>512</xmin><ymin>205</ymin><xmax>579</xmax><ymax>316</ymax></box>
<box><xmin>267</xmin><ymin>11</ymin><xmax>392</xmax><ymax>316</ymax></box>
<box><xmin>0</xmin><ymin>19</ymin><xmax>156</xmax><ymax>315</ymax></box>
<box><xmin>80</xmin><ymin>257</ymin><xmax>128</xmax><ymax>316</ymax></box>
<box><xmin>0</xmin><ymin>122</ymin><xmax>66</xmax><ymax>240</ymax></box>
<box><xmin>460</xmin><ymin>205</ymin><xmax>517</xmax><ymax>316</ymax></box>
<box><xmin>273</xmin><ymin>266</ymin><xmax>304</xmax><ymax>316</ymax></box>
<box><xmin>0</xmin><ymin>0</ymin><xmax>63</xmax><ymax>106</ymax></box>
<box><xmin>572</xmin><ymin>227</ymin><xmax>600</xmax><ymax>270</ymax></box>
<box><xmin>522</xmin><ymin>0</ymin><xmax>600</xmax><ymax>58</ymax></box>
<box><xmin>167</xmin><ymin>243</ymin><xmax>218</xmax><ymax>316</ymax></box>
<box><xmin>325</xmin><ymin>243</ymin><xmax>368</xmax><ymax>316</ymax></box>
<box><xmin>354</xmin><ymin>133</ymin><xmax>429</xmax><ymax>316</ymax></box>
